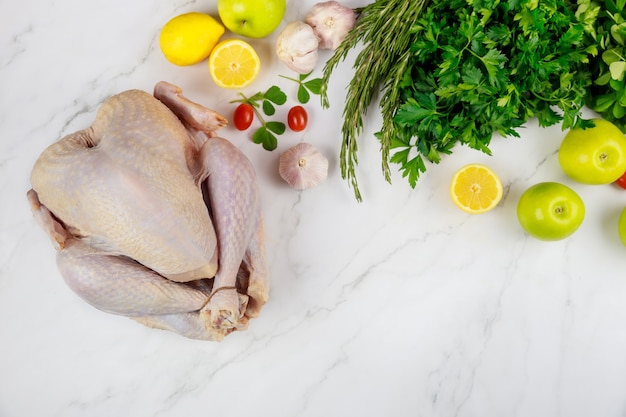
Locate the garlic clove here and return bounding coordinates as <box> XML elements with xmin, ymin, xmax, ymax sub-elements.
<box><xmin>305</xmin><ymin>1</ymin><xmax>356</xmax><ymax>50</ymax></box>
<box><xmin>275</xmin><ymin>21</ymin><xmax>319</xmax><ymax>74</ymax></box>
<box><xmin>279</xmin><ymin>142</ymin><xmax>329</xmax><ymax>190</ymax></box>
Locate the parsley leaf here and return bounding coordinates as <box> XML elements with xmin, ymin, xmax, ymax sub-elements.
<box><xmin>264</xmin><ymin>85</ymin><xmax>287</xmax><ymax>105</ymax></box>
<box><xmin>252</xmin><ymin>127</ymin><xmax>278</xmax><ymax>151</ymax></box>
<box><xmin>280</xmin><ymin>72</ymin><xmax>323</xmax><ymax>104</ymax></box>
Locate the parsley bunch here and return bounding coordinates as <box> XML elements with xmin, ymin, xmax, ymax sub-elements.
<box><xmin>322</xmin><ymin>0</ymin><xmax>600</xmax><ymax>200</ymax></box>
<box><xmin>390</xmin><ymin>0</ymin><xmax>597</xmax><ymax>187</ymax></box>
<box><xmin>580</xmin><ymin>0</ymin><xmax>626</xmax><ymax>131</ymax></box>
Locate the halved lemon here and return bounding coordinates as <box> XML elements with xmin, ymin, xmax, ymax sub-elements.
<box><xmin>208</xmin><ymin>39</ymin><xmax>261</xmax><ymax>89</ymax></box>
<box><xmin>450</xmin><ymin>164</ymin><xmax>503</xmax><ymax>214</ymax></box>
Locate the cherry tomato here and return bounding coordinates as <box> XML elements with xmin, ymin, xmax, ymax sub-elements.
<box><xmin>288</xmin><ymin>105</ymin><xmax>308</xmax><ymax>132</ymax></box>
<box><xmin>615</xmin><ymin>170</ymin><xmax>626</xmax><ymax>189</ymax></box>
<box><xmin>233</xmin><ymin>103</ymin><xmax>254</xmax><ymax>131</ymax></box>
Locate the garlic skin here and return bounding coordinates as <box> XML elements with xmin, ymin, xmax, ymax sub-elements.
<box><xmin>276</xmin><ymin>21</ymin><xmax>319</xmax><ymax>74</ymax></box>
<box><xmin>305</xmin><ymin>1</ymin><xmax>356</xmax><ymax>50</ymax></box>
<box><xmin>279</xmin><ymin>143</ymin><xmax>329</xmax><ymax>190</ymax></box>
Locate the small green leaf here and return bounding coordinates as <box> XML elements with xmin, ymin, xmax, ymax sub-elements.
<box><xmin>403</xmin><ymin>155</ymin><xmax>427</xmax><ymax>188</ymax></box>
<box><xmin>602</xmin><ymin>49</ymin><xmax>623</xmax><ymax>65</ymax></box>
<box><xmin>557</xmin><ymin>25</ymin><xmax>583</xmax><ymax>49</ymax></box>
<box><xmin>614</xmin><ymin>103</ymin><xmax>626</xmax><ymax>119</ymax></box>
<box><xmin>426</xmin><ymin>144</ymin><xmax>442</xmax><ymax>163</ymax></box>
<box><xmin>595</xmin><ymin>71</ymin><xmax>612</xmax><ymax>86</ymax></box>
<box><xmin>497</xmin><ymin>95</ymin><xmax>510</xmax><ymax>107</ymax></box>
<box><xmin>262</xmin><ymin>100</ymin><xmax>276</xmax><ymax>116</ymax></box>
<box><xmin>609</xmin><ymin>61</ymin><xmax>626</xmax><ymax>81</ymax></box>
<box><xmin>252</xmin><ymin>127</ymin><xmax>278</xmax><ymax>151</ymax></box>
<box><xmin>264</xmin><ymin>85</ymin><xmax>287</xmax><ymax>105</ymax></box>
<box><xmin>480</xmin><ymin>48</ymin><xmax>507</xmax><ymax>84</ymax></box>
<box><xmin>612</xmin><ymin>22</ymin><xmax>626</xmax><ymax>45</ymax></box>
<box><xmin>461</xmin><ymin>65</ymin><xmax>483</xmax><ymax>85</ymax></box>
<box><xmin>610</xmin><ymin>78</ymin><xmax>624</xmax><ymax>90</ymax></box>
<box><xmin>297</xmin><ymin>85</ymin><xmax>311</xmax><ymax>104</ymax></box>
<box><xmin>266</xmin><ymin>121</ymin><xmax>286</xmax><ymax>135</ymax></box>
<box><xmin>438</xmin><ymin>47</ymin><xmax>460</xmax><ymax>74</ymax></box>
<box><xmin>390</xmin><ymin>147</ymin><xmax>411</xmax><ymax>164</ymax></box>
<box><xmin>395</xmin><ymin>104</ymin><xmax>436</xmax><ymax>126</ymax></box>
<box><xmin>535</xmin><ymin>106</ymin><xmax>562</xmax><ymax>127</ymax></box>
<box><xmin>263</xmin><ymin>134</ymin><xmax>278</xmax><ymax>151</ymax></box>
<box><xmin>304</xmin><ymin>78</ymin><xmax>322</xmax><ymax>94</ymax></box>
<box><xmin>252</xmin><ymin>126</ymin><xmax>268</xmax><ymax>144</ymax></box>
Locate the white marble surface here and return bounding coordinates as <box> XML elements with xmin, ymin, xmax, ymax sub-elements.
<box><xmin>3</xmin><ymin>0</ymin><xmax>626</xmax><ymax>416</ymax></box>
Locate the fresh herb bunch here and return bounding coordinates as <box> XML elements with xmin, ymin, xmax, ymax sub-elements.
<box><xmin>322</xmin><ymin>0</ymin><xmax>599</xmax><ymax>200</ymax></box>
<box><xmin>322</xmin><ymin>0</ymin><xmax>430</xmax><ymax>201</ymax></box>
<box><xmin>231</xmin><ymin>86</ymin><xmax>287</xmax><ymax>151</ymax></box>
<box><xmin>391</xmin><ymin>0</ymin><xmax>597</xmax><ymax>187</ymax></box>
<box><xmin>581</xmin><ymin>0</ymin><xmax>626</xmax><ymax>131</ymax></box>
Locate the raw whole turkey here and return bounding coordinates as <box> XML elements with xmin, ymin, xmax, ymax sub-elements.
<box><xmin>27</xmin><ymin>81</ymin><xmax>269</xmax><ymax>341</ymax></box>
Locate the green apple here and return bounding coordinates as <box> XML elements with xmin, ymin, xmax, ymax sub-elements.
<box><xmin>218</xmin><ymin>0</ymin><xmax>286</xmax><ymax>38</ymax></box>
<box><xmin>558</xmin><ymin>118</ymin><xmax>626</xmax><ymax>184</ymax></box>
<box><xmin>517</xmin><ymin>182</ymin><xmax>585</xmax><ymax>241</ymax></box>
<box><xmin>619</xmin><ymin>207</ymin><xmax>626</xmax><ymax>246</ymax></box>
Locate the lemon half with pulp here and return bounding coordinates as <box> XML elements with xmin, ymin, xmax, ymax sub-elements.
<box><xmin>208</xmin><ymin>39</ymin><xmax>260</xmax><ymax>89</ymax></box>
<box><xmin>450</xmin><ymin>163</ymin><xmax>503</xmax><ymax>214</ymax></box>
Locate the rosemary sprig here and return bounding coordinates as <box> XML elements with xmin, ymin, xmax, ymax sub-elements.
<box><xmin>321</xmin><ymin>0</ymin><xmax>431</xmax><ymax>201</ymax></box>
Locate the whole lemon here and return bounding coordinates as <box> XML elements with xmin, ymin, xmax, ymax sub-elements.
<box><xmin>159</xmin><ymin>12</ymin><xmax>225</xmax><ymax>66</ymax></box>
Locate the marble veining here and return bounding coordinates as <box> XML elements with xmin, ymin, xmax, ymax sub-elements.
<box><xmin>3</xmin><ymin>0</ymin><xmax>626</xmax><ymax>416</ymax></box>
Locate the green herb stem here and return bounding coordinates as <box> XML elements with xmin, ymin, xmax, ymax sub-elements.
<box><xmin>279</xmin><ymin>75</ymin><xmax>301</xmax><ymax>83</ymax></box>
<box><xmin>321</xmin><ymin>0</ymin><xmax>431</xmax><ymax>201</ymax></box>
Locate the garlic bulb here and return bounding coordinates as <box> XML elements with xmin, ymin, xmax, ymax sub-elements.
<box><xmin>279</xmin><ymin>143</ymin><xmax>329</xmax><ymax>190</ymax></box>
<box><xmin>305</xmin><ymin>1</ymin><xmax>356</xmax><ymax>50</ymax></box>
<box><xmin>276</xmin><ymin>21</ymin><xmax>319</xmax><ymax>74</ymax></box>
